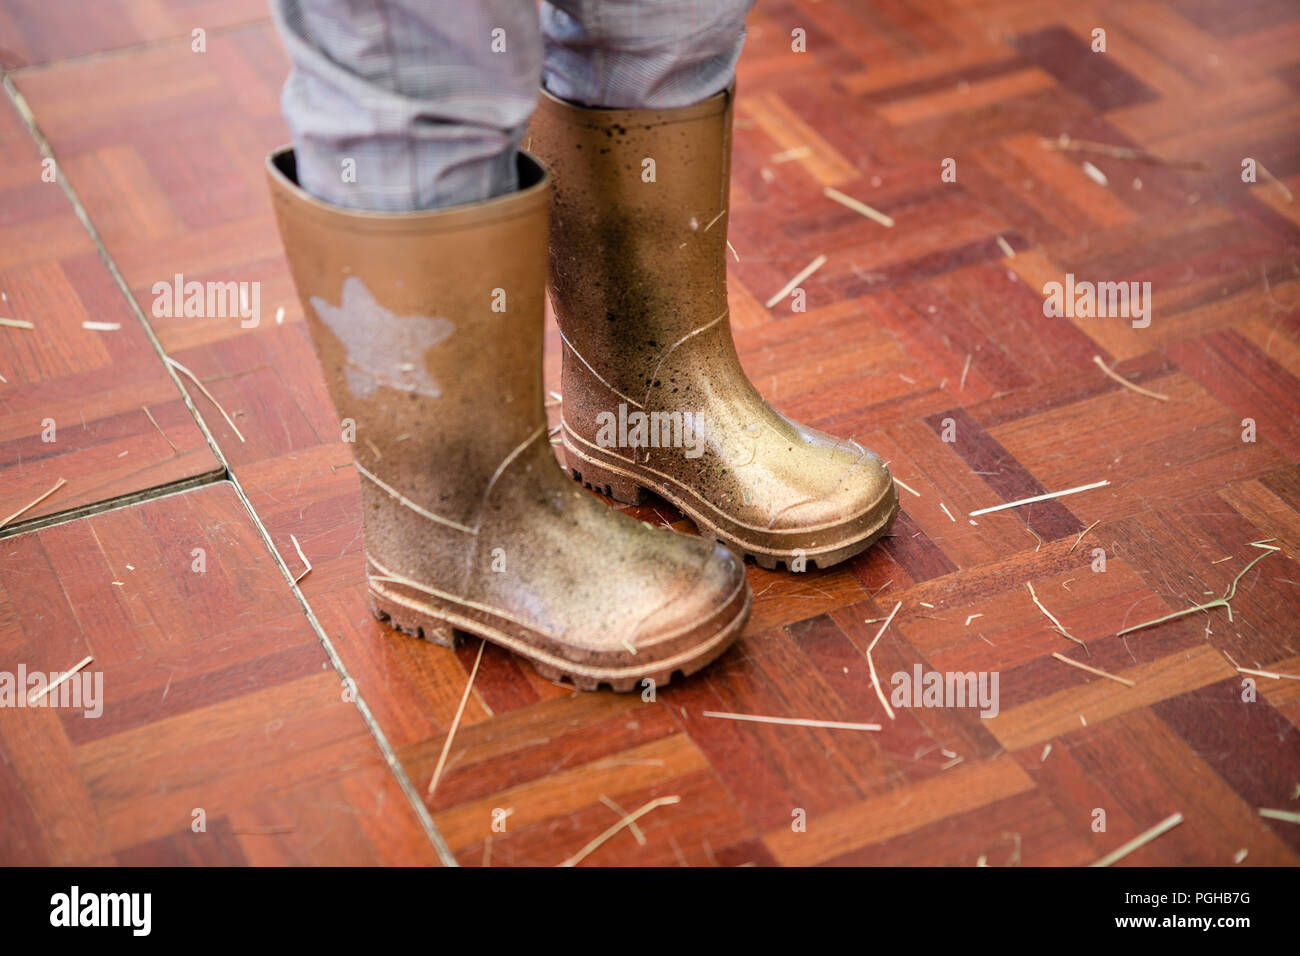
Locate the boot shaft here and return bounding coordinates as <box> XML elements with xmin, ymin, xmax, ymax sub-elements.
<box><xmin>266</xmin><ymin>149</ymin><xmax>551</xmax><ymax>532</ymax></box>
<box><xmin>530</xmin><ymin>88</ymin><xmax>736</xmax><ymax>404</ymax></box>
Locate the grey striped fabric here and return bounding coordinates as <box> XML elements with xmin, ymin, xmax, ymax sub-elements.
<box><xmin>270</xmin><ymin>0</ymin><xmax>754</xmax><ymax>211</ymax></box>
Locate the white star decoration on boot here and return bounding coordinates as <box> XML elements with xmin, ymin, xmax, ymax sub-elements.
<box><xmin>310</xmin><ymin>276</ymin><xmax>455</xmax><ymax>399</ymax></box>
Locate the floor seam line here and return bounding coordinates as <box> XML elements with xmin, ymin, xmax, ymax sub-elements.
<box><xmin>2</xmin><ymin>74</ymin><xmax>460</xmax><ymax>868</ymax></box>
<box><xmin>0</xmin><ymin>468</ymin><xmax>228</xmax><ymax>540</ymax></box>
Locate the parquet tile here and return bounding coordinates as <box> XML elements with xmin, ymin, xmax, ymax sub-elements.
<box><xmin>0</xmin><ymin>93</ymin><xmax>219</xmax><ymax>525</ymax></box>
<box><xmin>1</xmin><ymin>0</ymin><xmax>1297</xmax><ymax>866</ymax></box>
<box><xmin>0</xmin><ymin>482</ymin><xmax>439</xmax><ymax>865</ymax></box>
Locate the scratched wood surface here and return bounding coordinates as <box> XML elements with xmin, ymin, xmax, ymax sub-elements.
<box><xmin>1</xmin><ymin>0</ymin><xmax>1298</xmax><ymax>866</ymax></box>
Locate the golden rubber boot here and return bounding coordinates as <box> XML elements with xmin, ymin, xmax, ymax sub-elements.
<box><xmin>266</xmin><ymin>148</ymin><xmax>750</xmax><ymax>691</ymax></box>
<box><xmin>530</xmin><ymin>88</ymin><xmax>899</xmax><ymax>571</ymax></box>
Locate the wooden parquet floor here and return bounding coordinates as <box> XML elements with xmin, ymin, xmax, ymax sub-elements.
<box><xmin>1</xmin><ymin>0</ymin><xmax>1298</xmax><ymax>867</ymax></box>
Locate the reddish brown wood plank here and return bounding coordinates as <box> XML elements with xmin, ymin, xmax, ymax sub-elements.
<box><xmin>4</xmin><ymin>0</ymin><xmax>1299</xmax><ymax>866</ymax></box>
<box><xmin>0</xmin><ymin>483</ymin><xmax>440</xmax><ymax>865</ymax></box>
<box><xmin>0</xmin><ymin>96</ymin><xmax>220</xmax><ymax>524</ymax></box>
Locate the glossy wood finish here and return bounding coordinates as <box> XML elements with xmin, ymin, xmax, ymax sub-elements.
<box><xmin>0</xmin><ymin>93</ymin><xmax>220</xmax><ymax>525</ymax></box>
<box><xmin>0</xmin><ymin>482</ymin><xmax>440</xmax><ymax>865</ymax></box>
<box><xmin>1</xmin><ymin>0</ymin><xmax>1298</xmax><ymax>865</ymax></box>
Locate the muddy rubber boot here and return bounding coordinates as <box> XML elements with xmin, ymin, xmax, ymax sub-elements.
<box><xmin>530</xmin><ymin>89</ymin><xmax>899</xmax><ymax>571</ymax></box>
<box><xmin>266</xmin><ymin>148</ymin><xmax>750</xmax><ymax>691</ymax></box>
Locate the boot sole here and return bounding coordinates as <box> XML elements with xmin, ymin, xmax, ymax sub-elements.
<box><xmin>367</xmin><ymin>566</ymin><xmax>750</xmax><ymax>693</ymax></box>
<box><xmin>563</xmin><ymin>436</ymin><xmax>900</xmax><ymax>571</ymax></box>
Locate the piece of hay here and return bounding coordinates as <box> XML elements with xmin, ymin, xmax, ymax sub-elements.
<box><xmin>165</xmin><ymin>355</ymin><xmax>246</xmax><ymax>442</ymax></box>
<box><xmin>893</xmin><ymin>476</ymin><xmax>921</xmax><ymax>498</ymax></box>
<box><xmin>1</xmin><ymin>477</ymin><xmax>67</xmax><ymax>531</ymax></box>
<box><xmin>0</xmin><ymin>317</ymin><xmax>34</xmax><ymax>329</ymax></box>
<box><xmin>1023</xmin><ymin>524</ymin><xmax>1045</xmax><ymax>552</ymax></box>
<box><xmin>289</xmin><ymin>533</ymin><xmax>311</xmax><ymax>584</ymax></box>
<box><xmin>599</xmin><ymin>795</ymin><xmax>646</xmax><ymax>845</ymax></box>
<box><xmin>702</xmin><ymin>711</ymin><xmax>881</xmax><ymax>731</ymax></box>
<box><xmin>1070</xmin><ymin>519</ymin><xmax>1100</xmax><ymax>553</ymax></box>
<box><xmin>1117</xmin><ymin>547</ymin><xmax>1276</xmax><ymax>636</ymax></box>
<box><xmin>866</xmin><ymin>601</ymin><xmax>903</xmax><ymax>720</ymax></box>
<box><xmin>141</xmin><ymin>405</ymin><xmax>178</xmax><ymax>454</ymax></box>
<box><xmin>1089</xmin><ymin>812</ymin><xmax>1184</xmax><ymax>867</ymax></box>
<box><xmin>965</xmin><ymin>613</ymin><xmax>984</xmax><ymax>626</ymax></box>
<box><xmin>939</xmin><ymin>501</ymin><xmax>956</xmax><ymax>522</ymax></box>
<box><xmin>727</xmin><ymin>240</ymin><xmax>741</xmax><ymax>262</ymax></box>
<box><xmin>1256</xmin><ymin>161</ymin><xmax>1293</xmax><ymax>203</ymax></box>
<box><xmin>970</xmin><ymin>480</ymin><xmax>1109</xmax><ymax>516</ymax></box>
<box><xmin>765</xmin><ymin>254</ymin><xmax>828</xmax><ymax>308</ymax></box>
<box><xmin>1051</xmin><ymin>651</ymin><xmax>1135</xmax><ymax>687</ymax></box>
<box><xmin>1040</xmin><ymin>135</ymin><xmax>1207</xmax><ymax>170</ymax></box>
<box><xmin>558</xmin><ymin>795</ymin><xmax>680</xmax><ymax>867</ymax></box>
<box><xmin>82</xmin><ymin>321</ymin><xmax>121</xmax><ymax>331</ymax></box>
<box><xmin>1041</xmin><ymin>743</ymin><xmax>1052</xmax><ymax>762</ymax></box>
<box><xmin>959</xmin><ymin>353</ymin><xmax>972</xmax><ymax>391</ymax></box>
<box><xmin>1259</xmin><ymin>808</ymin><xmax>1300</xmax><ymax>824</ymax></box>
<box><xmin>1236</xmin><ymin>666</ymin><xmax>1300</xmax><ymax>682</ymax></box>
<box><xmin>1027</xmin><ymin>581</ymin><xmax>1087</xmax><ymax>651</ymax></box>
<box><xmin>26</xmin><ymin>655</ymin><xmax>93</xmax><ymax>705</ymax></box>
<box><xmin>995</xmin><ymin>235</ymin><xmax>1016</xmax><ymax>258</ymax></box>
<box><xmin>1081</xmin><ymin>161</ymin><xmax>1109</xmax><ymax>186</ymax></box>
<box><xmin>823</xmin><ymin>186</ymin><xmax>894</xmax><ymax>228</ymax></box>
<box><xmin>1092</xmin><ymin>355</ymin><xmax>1169</xmax><ymax>401</ymax></box>
<box><xmin>770</xmin><ymin>146</ymin><xmax>810</xmax><ymax>163</ymax></box>
<box><xmin>426</xmin><ymin>639</ymin><xmax>486</xmax><ymax>799</ymax></box>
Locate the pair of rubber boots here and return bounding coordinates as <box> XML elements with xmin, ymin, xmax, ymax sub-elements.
<box><xmin>267</xmin><ymin>88</ymin><xmax>898</xmax><ymax>691</ymax></box>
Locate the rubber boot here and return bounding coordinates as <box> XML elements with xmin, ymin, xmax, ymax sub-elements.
<box><xmin>530</xmin><ymin>88</ymin><xmax>899</xmax><ymax>571</ymax></box>
<box><xmin>266</xmin><ymin>148</ymin><xmax>750</xmax><ymax>691</ymax></box>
